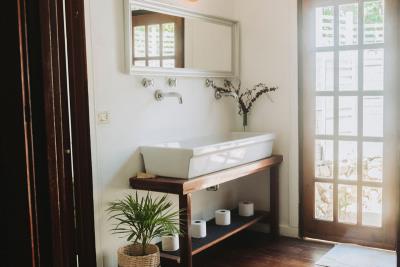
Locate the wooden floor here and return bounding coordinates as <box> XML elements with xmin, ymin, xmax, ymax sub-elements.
<box><xmin>162</xmin><ymin>231</ymin><xmax>333</xmax><ymax>267</ymax></box>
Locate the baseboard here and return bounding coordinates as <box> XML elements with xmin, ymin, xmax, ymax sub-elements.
<box><xmin>279</xmin><ymin>224</ymin><xmax>299</xmax><ymax>238</ymax></box>
<box><xmin>251</xmin><ymin>223</ymin><xmax>299</xmax><ymax>238</ymax></box>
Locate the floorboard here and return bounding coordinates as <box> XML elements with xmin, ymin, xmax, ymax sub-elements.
<box><xmin>161</xmin><ymin>231</ymin><xmax>333</xmax><ymax>267</ymax></box>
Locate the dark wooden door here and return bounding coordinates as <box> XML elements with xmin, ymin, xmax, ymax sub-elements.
<box><xmin>5</xmin><ymin>0</ymin><xmax>97</xmax><ymax>266</ymax></box>
<box><xmin>300</xmin><ymin>0</ymin><xmax>399</xmax><ymax>250</ymax></box>
<box><xmin>4</xmin><ymin>1</ymin><xmax>43</xmax><ymax>265</ymax></box>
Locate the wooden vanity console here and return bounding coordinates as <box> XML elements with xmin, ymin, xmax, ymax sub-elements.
<box><xmin>129</xmin><ymin>155</ymin><xmax>283</xmax><ymax>266</ymax></box>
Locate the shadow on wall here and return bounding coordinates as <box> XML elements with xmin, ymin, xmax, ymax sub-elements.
<box><xmin>117</xmin><ymin>0</ymin><xmax>126</xmax><ymax>73</ymax></box>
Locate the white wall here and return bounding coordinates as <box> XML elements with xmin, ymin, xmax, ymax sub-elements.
<box><xmin>233</xmin><ymin>0</ymin><xmax>299</xmax><ymax>237</ymax></box>
<box><xmin>85</xmin><ymin>0</ymin><xmax>238</xmax><ymax>266</ymax></box>
<box><xmin>184</xmin><ymin>19</ymin><xmax>232</xmax><ymax>71</ymax></box>
<box><xmin>85</xmin><ymin>0</ymin><xmax>299</xmax><ymax>266</ymax></box>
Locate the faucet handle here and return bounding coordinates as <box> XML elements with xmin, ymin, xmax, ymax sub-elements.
<box><xmin>167</xmin><ymin>78</ymin><xmax>177</xmax><ymax>88</ymax></box>
<box><xmin>215</xmin><ymin>90</ymin><xmax>223</xmax><ymax>100</ymax></box>
<box><xmin>142</xmin><ymin>78</ymin><xmax>154</xmax><ymax>88</ymax></box>
<box><xmin>205</xmin><ymin>79</ymin><xmax>214</xmax><ymax>88</ymax></box>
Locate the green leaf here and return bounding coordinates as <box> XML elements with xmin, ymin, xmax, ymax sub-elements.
<box><xmin>106</xmin><ymin>191</ymin><xmax>184</xmax><ymax>253</ymax></box>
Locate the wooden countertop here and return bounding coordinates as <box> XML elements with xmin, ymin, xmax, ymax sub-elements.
<box><xmin>129</xmin><ymin>155</ymin><xmax>283</xmax><ymax>195</ymax></box>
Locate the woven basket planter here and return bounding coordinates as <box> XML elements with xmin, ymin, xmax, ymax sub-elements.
<box><xmin>118</xmin><ymin>244</ymin><xmax>160</xmax><ymax>267</ymax></box>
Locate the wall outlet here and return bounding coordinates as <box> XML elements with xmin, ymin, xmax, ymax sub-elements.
<box><xmin>97</xmin><ymin>111</ymin><xmax>110</xmax><ymax>124</ymax></box>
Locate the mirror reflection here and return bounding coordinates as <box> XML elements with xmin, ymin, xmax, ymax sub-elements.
<box><xmin>131</xmin><ymin>8</ymin><xmax>234</xmax><ymax>73</ymax></box>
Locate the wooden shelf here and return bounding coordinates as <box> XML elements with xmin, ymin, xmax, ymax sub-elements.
<box><xmin>157</xmin><ymin>209</ymin><xmax>270</xmax><ymax>262</ymax></box>
<box><xmin>129</xmin><ymin>155</ymin><xmax>283</xmax><ymax>266</ymax></box>
<box><xmin>130</xmin><ymin>155</ymin><xmax>283</xmax><ymax>195</ymax></box>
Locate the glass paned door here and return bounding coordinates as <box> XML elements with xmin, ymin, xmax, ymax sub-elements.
<box><xmin>301</xmin><ymin>0</ymin><xmax>398</xmax><ymax>249</ymax></box>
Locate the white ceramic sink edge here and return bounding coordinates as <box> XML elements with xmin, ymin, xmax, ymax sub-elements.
<box><xmin>140</xmin><ymin>132</ymin><xmax>275</xmax><ymax>179</ymax></box>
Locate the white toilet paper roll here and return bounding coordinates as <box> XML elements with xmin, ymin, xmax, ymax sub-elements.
<box><xmin>215</xmin><ymin>209</ymin><xmax>231</xmax><ymax>226</ymax></box>
<box><xmin>191</xmin><ymin>220</ymin><xmax>207</xmax><ymax>238</ymax></box>
<box><xmin>238</xmin><ymin>201</ymin><xmax>254</xmax><ymax>217</ymax></box>
<box><xmin>161</xmin><ymin>235</ymin><xmax>179</xmax><ymax>252</ymax></box>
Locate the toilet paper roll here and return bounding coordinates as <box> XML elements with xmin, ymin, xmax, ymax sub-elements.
<box><xmin>238</xmin><ymin>201</ymin><xmax>254</xmax><ymax>217</ymax></box>
<box><xmin>215</xmin><ymin>209</ymin><xmax>231</xmax><ymax>226</ymax></box>
<box><xmin>191</xmin><ymin>220</ymin><xmax>207</xmax><ymax>238</ymax></box>
<box><xmin>161</xmin><ymin>235</ymin><xmax>179</xmax><ymax>252</ymax></box>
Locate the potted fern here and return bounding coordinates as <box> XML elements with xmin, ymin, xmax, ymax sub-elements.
<box><xmin>107</xmin><ymin>192</ymin><xmax>182</xmax><ymax>267</ymax></box>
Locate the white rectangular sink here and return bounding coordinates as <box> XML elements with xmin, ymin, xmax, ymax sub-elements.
<box><xmin>140</xmin><ymin>132</ymin><xmax>275</xmax><ymax>179</ymax></box>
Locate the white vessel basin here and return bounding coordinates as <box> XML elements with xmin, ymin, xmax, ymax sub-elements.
<box><xmin>140</xmin><ymin>132</ymin><xmax>276</xmax><ymax>179</ymax></box>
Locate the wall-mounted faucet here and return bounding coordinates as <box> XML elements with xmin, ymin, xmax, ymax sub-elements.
<box><xmin>214</xmin><ymin>90</ymin><xmax>238</xmax><ymax>100</ymax></box>
<box><xmin>155</xmin><ymin>90</ymin><xmax>183</xmax><ymax>104</ymax></box>
<box><xmin>205</xmin><ymin>78</ymin><xmax>238</xmax><ymax>100</ymax></box>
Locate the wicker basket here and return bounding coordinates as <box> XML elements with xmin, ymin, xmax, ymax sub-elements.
<box><xmin>118</xmin><ymin>244</ymin><xmax>160</xmax><ymax>267</ymax></box>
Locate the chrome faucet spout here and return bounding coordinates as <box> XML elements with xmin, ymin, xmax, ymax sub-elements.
<box><xmin>214</xmin><ymin>90</ymin><xmax>238</xmax><ymax>100</ymax></box>
<box><xmin>222</xmin><ymin>92</ymin><xmax>238</xmax><ymax>99</ymax></box>
<box><xmin>155</xmin><ymin>90</ymin><xmax>183</xmax><ymax>104</ymax></box>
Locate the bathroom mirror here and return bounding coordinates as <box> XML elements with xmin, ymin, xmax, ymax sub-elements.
<box><xmin>125</xmin><ymin>0</ymin><xmax>239</xmax><ymax>77</ymax></box>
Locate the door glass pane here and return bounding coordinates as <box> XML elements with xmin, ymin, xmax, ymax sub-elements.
<box><xmin>339</xmin><ymin>96</ymin><xmax>358</xmax><ymax>136</ymax></box>
<box><xmin>162</xmin><ymin>23</ymin><xmax>175</xmax><ymax>56</ymax></box>
<box><xmin>338</xmin><ymin>184</ymin><xmax>357</xmax><ymax>224</ymax></box>
<box><xmin>134</xmin><ymin>26</ymin><xmax>146</xmax><ymax>57</ymax></box>
<box><xmin>162</xmin><ymin>59</ymin><xmax>175</xmax><ymax>68</ymax></box>
<box><xmin>364</xmin><ymin>49</ymin><xmax>384</xmax><ymax>91</ymax></box>
<box><xmin>315</xmin><ymin>182</ymin><xmax>334</xmax><ymax>221</ymax></box>
<box><xmin>363</xmin><ymin>142</ymin><xmax>383</xmax><ymax>182</ymax></box>
<box><xmin>363</xmin><ymin>96</ymin><xmax>383</xmax><ymax>137</ymax></box>
<box><xmin>316</xmin><ymin>52</ymin><xmax>334</xmax><ymax>91</ymax></box>
<box><xmin>148</xmin><ymin>24</ymin><xmax>160</xmax><ymax>57</ymax></box>
<box><xmin>315</xmin><ymin>140</ymin><xmax>334</xmax><ymax>179</ymax></box>
<box><xmin>364</xmin><ymin>0</ymin><xmax>384</xmax><ymax>45</ymax></box>
<box><xmin>339</xmin><ymin>4</ymin><xmax>358</xmax><ymax>46</ymax></box>
<box><xmin>308</xmin><ymin>0</ymin><xmax>389</xmax><ymax>237</ymax></box>
<box><xmin>339</xmin><ymin>141</ymin><xmax>357</xmax><ymax>181</ymax></box>
<box><xmin>316</xmin><ymin>96</ymin><xmax>334</xmax><ymax>135</ymax></box>
<box><xmin>316</xmin><ymin>6</ymin><xmax>334</xmax><ymax>47</ymax></box>
<box><xmin>148</xmin><ymin>60</ymin><xmax>161</xmax><ymax>68</ymax></box>
<box><xmin>362</xmin><ymin>187</ymin><xmax>382</xmax><ymax>227</ymax></box>
<box><xmin>339</xmin><ymin>50</ymin><xmax>358</xmax><ymax>91</ymax></box>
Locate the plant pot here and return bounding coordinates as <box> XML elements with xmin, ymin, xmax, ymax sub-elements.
<box><xmin>118</xmin><ymin>244</ymin><xmax>160</xmax><ymax>267</ymax></box>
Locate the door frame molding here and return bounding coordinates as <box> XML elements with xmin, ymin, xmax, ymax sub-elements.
<box><xmin>298</xmin><ymin>0</ymin><xmax>399</xmax><ymax>254</ymax></box>
<box><xmin>63</xmin><ymin>0</ymin><xmax>97</xmax><ymax>265</ymax></box>
<box><xmin>14</xmin><ymin>0</ymin><xmax>97</xmax><ymax>265</ymax></box>
<box><xmin>298</xmin><ymin>0</ymin><xmax>305</xmax><ymax>240</ymax></box>
<box><xmin>39</xmin><ymin>0</ymin><xmax>97</xmax><ymax>265</ymax></box>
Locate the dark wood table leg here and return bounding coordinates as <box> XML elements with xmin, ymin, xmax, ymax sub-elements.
<box><xmin>179</xmin><ymin>193</ymin><xmax>192</xmax><ymax>267</ymax></box>
<box><xmin>270</xmin><ymin>166</ymin><xmax>280</xmax><ymax>239</ymax></box>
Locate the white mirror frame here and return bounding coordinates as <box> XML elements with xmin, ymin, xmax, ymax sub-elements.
<box><xmin>124</xmin><ymin>0</ymin><xmax>240</xmax><ymax>78</ymax></box>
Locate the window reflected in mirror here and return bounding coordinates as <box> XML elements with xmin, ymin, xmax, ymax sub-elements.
<box><xmin>132</xmin><ymin>9</ymin><xmax>184</xmax><ymax>68</ymax></box>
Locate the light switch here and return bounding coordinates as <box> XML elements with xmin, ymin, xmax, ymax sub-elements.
<box><xmin>97</xmin><ymin>111</ymin><xmax>110</xmax><ymax>124</ymax></box>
